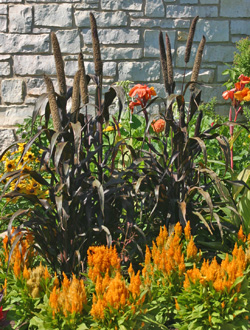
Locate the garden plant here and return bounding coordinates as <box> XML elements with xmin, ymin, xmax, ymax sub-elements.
<box><xmin>0</xmin><ymin>12</ymin><xmax>249</xmax><ymax>330</ymax></box>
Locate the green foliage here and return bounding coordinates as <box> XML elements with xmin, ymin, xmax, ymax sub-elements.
<box><xmin>223</xmin><ymin>37</ymin><xmax>250</xmax><ymax>89</ymax></box>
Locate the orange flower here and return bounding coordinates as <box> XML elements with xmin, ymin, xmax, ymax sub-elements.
<box><xmin>234</xmin><ymin>87</ymin><xmax>250</xmax><ymax>101</ymax></box>
<box><xmin>151</xmin><ymin>119</ymin><xmax>165</xmax><ymax>133</ymax></box>
<box><xmin>186</xmin><ymin>236</ymin><xmax>198</xmax><ymax>259</ymax></box>
<box><xmin>237</xmin><ymin>225</ymin><xmax>246</xmax><ymax>242</ymax></box>
<box><xmin>87</xmin><ymin>245</ymin><xmax>120</xmax><ymax>282</ymax></box>
<box><xmin>184</xmin><ymin>221</ymin><xmax>191</xmax><ymax>240</ymax></box>
<box><xmin>174</xmin><ymin>298</ymin><xmax>180</xmax><ymax>311</ymax></box>
<box><xmin>129</xmin><ymin>270</ymin><xmax>141</xmax><ymax>299</ymax></box>
<box><xmin>129</xmin><ymin>84</ymin><xmax>156</xmax><ymax>112</ymax></box>
<box><xmin>44</xmin><ymin>266</ymin><xmax>51</xmax><ymax>280</ymax></box>
<box><xmin>23</xmin><ymin>265</ymin><xmax>30</xmax><ymax>280</ymax></box>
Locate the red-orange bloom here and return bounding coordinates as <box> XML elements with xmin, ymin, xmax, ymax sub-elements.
<box><xmin>129</xmin><ymin>84</ymin><xmax>156</xmax><ymax>112</ymax></box>
<box><xmin>151</xmin><ymin>119</ymin><xmax>165</xmax><ymax>133</ymax></box>
<box><xmin>238</xmin><ymin>74</ymin><xmax>250</xmax><ymax>84</ymax></box>
<box><xmin>222</xmin><ymin>88</ymin><xmax>236</xmax><ymax>101</ymax></box>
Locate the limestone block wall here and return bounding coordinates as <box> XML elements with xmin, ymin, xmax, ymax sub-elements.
<box><xmin>0</xmin><ymin>0</ymin><xmax>249</xmax><ymax>136</ymax></box>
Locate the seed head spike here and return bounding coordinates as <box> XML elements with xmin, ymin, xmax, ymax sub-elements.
<box><xmin>51</xmin><ymin>32</ymin><xmax>67</xmax><ymax>97</ymax></box>
<box><xmin>71</xmin><ymin>70</ymin><xmax>81</xmax><ymax>115</ymax></box>
<box><xmin>78</xmin><ymin>52</ymin><xmax>89</xmax><ymax>105</ymax></box>
<box><xmin>165</xmin><ymin>33</ymin><xmax>174</xmax><ymax>91</ymax></box>
<box><xmin>190</xmin><ymin>36</ymin><xmax>206</xmax><ymax>91</ymax></box>
<box><xmin>159</xmin><ymin>31</ymin><xmax>169</xmax><ymax>94</ymax></box>
<box><xmin>89</xmin><ymin>13</ymin><xmax>102</xmax><ymax>77</ymax></box>
<box><xmin>185</xmin><ymin>16</ymin><xmax>199</xmax><ymax>64</ymax></box>
<box><xmin>44</xmin><ymin>75</ymin><xmax>62</xmax><ymax>132</ymax></box>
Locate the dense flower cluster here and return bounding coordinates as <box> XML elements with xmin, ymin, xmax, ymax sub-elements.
<box><xmin>2</xmin><ymin>229</ymin><xmax>36</xmax><ymax>278</ymax></box>
<box><xmin>184</xmin><ymin>242</ymin><xmax>246</xmax><ymax>292</ymax></box>
<box><xmin>0</xmin><ymin>143</ymin><xmax>48</xmax><ymax>198</ymax></box>
<box><xmin>24</xmin><ymin>263</ymin><xmax>51</xmax><ymax>298</ymax></box>
<box><xmin>87</xmin><ymin>245</ymin><xmax>120</xmax><ymax>283</ymax></box>
<box><xmin>49</xmin><ymin>272</ymin><xmax>87</xmax><ymax>318</ymax></box>
<box><xmin>2</xmin><ymin>222</ymin><xmax>250</xmax><ymax>328</ymax></box>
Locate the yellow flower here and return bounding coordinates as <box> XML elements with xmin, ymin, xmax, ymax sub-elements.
<box><xmin>103</xmin><ymin>123</ymin><xmax>121</xmax><ymax>132</ymax></box>
<box><xmin>23</xmin><ymin>151</ymin><xmax>35</xmax><ymax>162</ymax></box>
<box><xmin>17</xmin><ymin>143</ymin><xmax>26</xmax><ymax>153</ymax></box>
<box><xmin>4</xmin><ymin>159</ymin><xmax>16</xmax><ymax>172</ymax></box>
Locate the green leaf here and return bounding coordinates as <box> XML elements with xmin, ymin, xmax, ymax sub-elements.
<box><xmin>77</xmin><ymin>323</ymin><xmax>89</xmax><ymax>330</ymax></box>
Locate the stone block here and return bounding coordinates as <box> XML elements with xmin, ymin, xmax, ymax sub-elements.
<box><xmin>0</xmin><ymin>16</ymin><xmax>7</xmax><ymax>32</ymax></box>
<box><xmin>0</xmin><ymin>34</ymin><xmax>49</xmax><ymax>54</ymax></box>
<box><xmin>131</xmin><ymin>18</ymin><xmax>190</xmax><ymax>28</ymax></box>
<box><xmin>0</xmin><ymin>55</ymin><xmax>10</xmax><ymax>60</ymax></box>
<box><xmin>144</xmin><ymin>30</ymin><xmax>176</xmax><ymax>57</ymax></box>
<box><xmin>0</xmin><ymin>129</ymin><xmax>16</xmax><ymax>154</ymax></box>
<box><xmin>0</xmin><ymin>0</ymin><xmax>22</xmax><ymax>2</ymax></box>
<box><xmin>9</xmin><ymin>5</ymin><xmax>33</xmax><ymax>33</ymax></box>
<box><xmin>82</xmin><ymin>28</ymin><xmax>140</xmax><ymax>45</ymax></box>
<box><xmin>0</xmin><ymin>5</ymin><xmax>7</xmax><ymax>14</ymax></box>
<box><xmin>26</xmin><ymin>77</ymin><xmax>60</xmax><ymax>95</ymax></box>
<box><xmin>0</xmin><ymin>105</ymin><xmax>34</xmax><ymax>126</ymax></box>
<box><xmin>200</xmin><ymin>0</ymin><xmax>218</xmax><ymax>3</ymax></box>
<box><xmin>221</xmin><ymin>0</ymin><xmax>250</xmax><ymax>17</ymax></box>
<box><xmin>145</xmin><ymin>0</ymin><xmax>165</xmax><ymax>17</ymax></box>
<box><xmin>118</xmin><ymin>61</ymin><xmax>161</xmax><ymax>82</ymax></box>
<box><xmin>180</xmin><ymin>0</ymin><xmax>198</xmax><ymax>3</ymax></box>
<box><xmin>194</xmin><ymin>20</ymin><xmax>229</xmax><ymax>42</ymax></box>
<box><xmin>65</xmin><ymin>61</ymin><xmax>116</xmax><ymax>77</ymax></box>
<box><xmin>174</xmin><ymin>69</ymin><xmax>215</xmax><ymax>83</ymax></box>
<box><xmin>74</xmin><ymin>4</ymin><xmax>99</xmax><ymax>9</ymax></box>
<box><xmin>25</xmin><ymin>96</ymin><xmax>38</xmax><ymax>104</ymax></box>
<box><xmin>177</xmin><ymin>31</ymin><xmax>188</xmax><ymax>41</ymax></box>
<box><xmin>26</xmin><ymin>78</ymin><xmax>47</xmax><ymax>95</ymax></box>
<box><xmin>176</xmin><ymin>45</ymin><xmax>199</xmax><ymax>68</ymax></box>
<box><xmin>27</xmin><ymin>0</ymin><xmax>79</xmax><ymax>3</ymax></box>
<box><xmin>129</xmin><ymin>12</ymin><xmax>144</xmax><ymax>18</ymax></box>
<box><xmin>231</xmin><ymin>20</ymin><xmax>250</xmax><ymax>35</ymax></box>
<box><xmin>1</xmin><ymin>79</ymin><xmax>25</xmax><ymax>104</ymax></box>
<box><xmin>204</xmin><ymin>45</ymin><xmax>235</xmax><ymax>63</ymax></box>
<box><xmin>101</xmin><ymin>47</ymin><xmax>142</xmax><ymax>60</ymax></box>
<box><xmin>0</xmin><ymin>62</ymin><xmax>10</xmax><ymax>76</ymax></box>
<box><xmin>215</xmin><ymin>104</ymin><xmax>230</xmax><ymax>117</ymax></box>
<box><xmin>217</xmin><ymin>65</ymin><xmax>230</xmax><ymax>83</ymax></box>
<box><xmin>14</xmin><ymin>55</ymin><xmax>56</xmax><ymax>75</ymax></box>
<box><xmin>150</xmin><ymin>83</ymin><xmax>166</xmax><ymax>98</ymax></box>
<box><xmin>166</xmin><ymin>5</ymin><xmax>218</xmax><ymax>18</ymax></box>
<box><xmin>55</xmin><ymin>30</ymin><xmax>81</xmax><ymax>53</ymax></box>
<box><xmin>34</xmin><ymin>4</ymin><xmax>72</xmax><ymax>27</ymax></box>
<box><xmin>101</xmin><ymin>0</ymin><xmax>143</xmax><ymax>10</ymax></box>
<box><xmin>176</xmin><ymin>44</ymin><xmax>235</xmax><ymax>67</ymax></box>
<box><xmin>201</xmin><ymin>84</ymin><xmax>226</xmax><ymax>104</ymax></box>
<box><xmin>33</xmin><ymin>28</ymin><xmax>51</xmax><ymax>33</ymax></box>
<box><xmin>75</xmin><ymin>11</ymin><xmax>128</xmax><ymax>27</ymax></box>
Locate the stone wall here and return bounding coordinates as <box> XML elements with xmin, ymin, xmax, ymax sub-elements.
<box><xmin>0</xmin><ymin>0</ymin><xmax>249</xmax><ymax>138</ymax></box>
